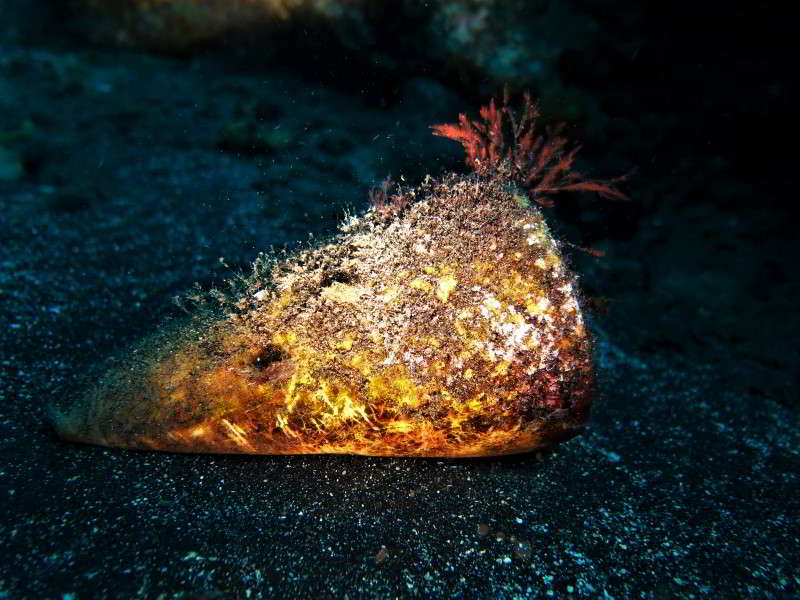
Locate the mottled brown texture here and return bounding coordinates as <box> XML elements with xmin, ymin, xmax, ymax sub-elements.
<box><xmin>54</xmin><ymin>173</ymin><xmax>595</xmax><ymax>456</ymax></box>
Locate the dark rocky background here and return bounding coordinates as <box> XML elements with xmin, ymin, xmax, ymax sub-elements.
<box><xmin>0</xmin><ymin>1</ymin><xmax>797</xmax><ymax>598</ymax></box>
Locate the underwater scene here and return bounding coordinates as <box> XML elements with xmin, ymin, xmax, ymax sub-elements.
<box><xmin>0</xmin><ymin>1</ymin><xmax>797</xmax><ymax>598</ymax></box>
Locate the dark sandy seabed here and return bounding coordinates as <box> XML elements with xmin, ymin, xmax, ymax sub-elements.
<box><xmin>1</xmin><ymin>5</ymin><xmax>798</xmax><ymax>599</ymax></box>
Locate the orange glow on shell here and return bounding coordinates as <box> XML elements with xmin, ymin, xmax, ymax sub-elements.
<box><xmin>53</xmin><ymin>175</ymin><xmax>594</xmax><ymax>457</ymax></box>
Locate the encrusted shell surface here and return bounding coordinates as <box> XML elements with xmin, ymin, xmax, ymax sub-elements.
<box><xmin>54</xmin><ymin>174</ymin><xmax>593</xmax><ymax>457</ymax></box>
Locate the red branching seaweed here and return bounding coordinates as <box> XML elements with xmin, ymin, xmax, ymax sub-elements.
<box><xmin>432</xmin><ymin>90</ymin><xmax>629</xmax><ymax>207</ymax></box>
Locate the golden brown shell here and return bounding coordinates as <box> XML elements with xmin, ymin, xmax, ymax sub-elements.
<box><xmin>53</xmin><ymin>174</ymin><xmax>593</xmax><ymax>457</ymax></box>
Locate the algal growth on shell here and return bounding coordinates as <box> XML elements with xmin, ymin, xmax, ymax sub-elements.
<box><xmin>52</xmin><ymin>94</ymin><xmax>626</xmax><ymax>457</ymax></box>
